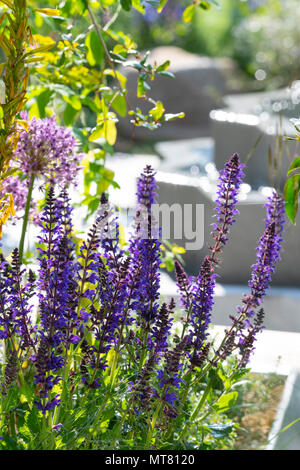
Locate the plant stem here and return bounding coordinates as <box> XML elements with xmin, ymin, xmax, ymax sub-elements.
<box><xmin>145</xmin><ymin>398</ymin><xmax>163</xmax><ymax>449</ymax></box>
<box><xmin>19</xmin><ymin>174</ymin><xmax>35</xmax><ymax>262</ymax></box>
<box><xmin>179</xmin><ymin>380</ymin><xmax>212</xmax><ymax>442</ymax></box>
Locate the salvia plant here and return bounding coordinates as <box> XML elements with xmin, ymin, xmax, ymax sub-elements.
<box><xmin>0</xmin><ymin>153</ymin><xmax>286</xmax><ymax>450</ymax></box>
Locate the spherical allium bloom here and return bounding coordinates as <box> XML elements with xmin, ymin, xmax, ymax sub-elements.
<box><xmin>16</xmin><ymin>112</ymin><xmax>82</xmax><ymax>185</ymax></box>
<box><xmin>0</xmin><ymin>113</ymin><xmax>83</xmax><ymax>222</ymax></box>
<box><xmin>1</xmin><ymin>175</ymin><xmax>28</xmax><ymax>219</ymax></box>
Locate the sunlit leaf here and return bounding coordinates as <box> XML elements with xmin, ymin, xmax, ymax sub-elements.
<box><xmin>213</xmin><ymin>392</ymin><xmax>238</xmax><ymax>413</ymax></box>
<box><xmin>85</xmin><ymin>30</ymin><xmax>104</xmax><ymax>66</ymax></box>
<box><xmin>284</xmin><ymin>174</ymin><xmax>300</xmax><ymax>225</ymax></box>
<box><xmin>36</xmin><ymin>8</ymin><xmax>61</xmax><ymax>17</ymax></box>
<box><xmin>183</xmin><ymin>5</ymin><xmax>196</xmax><ymax>22</ymax></box>
<box><xmin>149</xmin><ymin>101</ymin><xmax>165</xmax><ymax>121</ymax></box>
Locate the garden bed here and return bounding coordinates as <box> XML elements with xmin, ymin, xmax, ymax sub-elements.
<box><xmin>231</xmin><ymin>372</ymin><xmax>286</xmax><ymax>450</ymax></box>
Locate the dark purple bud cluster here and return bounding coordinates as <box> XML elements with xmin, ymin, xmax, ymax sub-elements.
<box><xmin>174</xmin><ymin>260</ymin><xmax>192</xmax><ymax>311</ymax></box>
<box><xmin>150</xmin><ymin>299</ymin><xmax>175</xmax><ymax>360</ymax></box>
<box><xmin>131</xmin><ymin>354</ymin><xmax>157</xmax><ymax>412</ymax></box>
<box><xmin>1</xmin><ymin>350</ymin><xmax>18</xmax><ymax>395</ymax></box>
<box><xmin>156</xmin><ymin>336</ymin><xmax>191</xmax><ymax>417</ymax></box>
<box><xmin>189</xmin><ymin>259</ymin><xmax>216</xmax><ymax>361</ymax></box>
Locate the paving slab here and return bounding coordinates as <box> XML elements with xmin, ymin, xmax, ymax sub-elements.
<box><xmin>210</xmin><ymin>85</ymin><xmax>300</xmax><ymax>189</ymax></box>
<box><xmin>210</xmin><ymin>325</ymin><xmax>300</xmax><ymax>376</ymax></box>
<box><xmin>160</xmin><ymin>270</ymin><xmax>300</xmax><ymax>333</ymax></box>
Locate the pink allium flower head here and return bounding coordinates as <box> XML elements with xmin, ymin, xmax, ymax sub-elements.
<box><xmin>1</xmin><ymin>113</ymin><xmax>83</xmax><ymax>222</ymax></box>
<box><xmin>16</xmin><ymin>112</ymin><xmax>82</xmax><ymax>185</ymax></box>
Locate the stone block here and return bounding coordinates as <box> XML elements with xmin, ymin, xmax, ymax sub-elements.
<box><xmin>156</xmin><ymin>171</ymin><xmax>300</xmax><ymax>287</ymax></box>
<box><xmin>210</xmin><ymin>88</ymin><xmax>300</xmax><ymax>188</ymax></box>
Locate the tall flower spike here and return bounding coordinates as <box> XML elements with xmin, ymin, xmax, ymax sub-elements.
<box><xmin>189</xmin><ymin>258</ymin><xmax>215</xmax><ymax>367</ymax></box>
<box><xmin>99</xmin><ymin>193</ymin><xmax>124</xmax><ymax>271</ymax></box>
<box><xmin>217</xmin><ymin>191</ymin><xmax>285</xmax><ymax>364</ymax></box>
<box><xmin>174</xmin><ymin>260</ymin><xmax>192</xmax><ymax>310</ymax></box>
<box><xmin>76</xmin><ymin>205</ymin><xmax>110</xmax><ymax>313</ymax></box>
<box><xmin>132</xmin><ymin>354</ymin><xmax>157</xmax><ymax>413</ymax></box>
<box><xmin>157</xmin><ymin>336</ymin><xmax>191</xmax><ymax>418</ymax></box>
<box><xmin>175</xmin><ymin>154</ymin><xmax>244</xmax><ymax>358</ymax></box>
<box><xmin>248</xmin><ymin>221</ymin><xmax>282</xmax><ymax>307</ymax></box>
<box><xmin>238</xmin><ymin>308</ymin><xmax>265</xmax><ymax>368</ymax></box>
<box><xmin>209</xmin><ymin>153</ymin><xmax>245</xmax><ymax>266</ymax></box>
<box><xmin>1</xmin><ymin>350</ymin><xmax>18</xmax><ymax>396</ymax></box>
<box><xmin>150</xmin><ymin>299</ymin><xmax>174</xmax><ymax>360</ymax></box>
<box><xmin>265</xmin><ymin>191</ymin><xmax>286</xmax><ymax>236</ymax></box>
<box><xmin>129</xmin><ymin>165</ymin><xmax>161</xmax><ymax>324</ymax></box>
<box><xmin>247</xmin><ymin>192</ymin><xmax>285</xmax><ymax>309</ymax></box>
<box><xmin>35</xmin><ymin>187</ymin><xmax>78</xmax><ymax>412</ymax></box>
<box><xmin>0</xmin><ymin>254</ymin><xmax>12</xmax><ymax>341</ymax></box>
<box><xmin>7</xmin><ymin>248</ymin><xmax>37</xmax><ymax>352</ymax></box>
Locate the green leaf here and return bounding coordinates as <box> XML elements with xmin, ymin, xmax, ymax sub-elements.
<box><xmin>89</xmin><ymin>124</ymin><xmax>105</xmax><ymax>142</ymax></box>
<box><xmin>199</xmin><ymin>1</ymin><xmax>212</xmax><ymax>10</ymax></box>
<box><xmin>97</xmin><ymin>167</ymin><xmax>116</xmax><ymax>193</ymax></box>
<box><xmin>85</xmin><ymin>30</ymin><xmax>104</xmax><ymax>66</ymax></box>
<box><xmin>284</xmin><ymin>174</ymin><xmax>300</xmax><ymax>224</ymax></box>
<box><xmin>19</xmin><ymin>382</ymin><xmax>34</xmax><ymax>403</ymax></box>
<box><xmin>157</xmin><ymin>70</ymin><xmax>175</xmax><ymax>79</ymax></box>
<box><xmin>205</xmin><ymin>422</ymin><xmax>235</xmax><ymax>439</ymax></box>
<box><xmin>209</xmin><ymin>368</ymin><xmax>224</xmax><ymax>392</ymax></box>
<box><xmin>63</xmin><ymin>94</ymin><xmax>82</xmax><ymax>111</ymax></box>
<box><xmin>157</xmin><ymin>0</ymin><xmax>168</xmax><ymax>12</ymax></box>
<box><xmin>149</xmin><ymin>101</ymin><xmax>165</xmax><ymax>121</ymax></box>
<box><xmin>73</xmin><ymin>127</ymin><xmax>90</xmax><ymax>152</ymax></box>
<box><xmin>36</xmin><ymin>88</ymin><xmax>53</xmax><ymax>118</ymax></box>
<box><xmin>26</xmin><ymin>407</ymin><xmax>41</xmax><ymax>436</ymax></box>
<box><xmin>2</xmin><ymin>387</ymin><xmax>18</xmax><ymax>412</ymax></box>
<box><xmin>287</xmin><ymin>156</ymin><xmax>300</xmax><ymax>178</ymax></box>
<box><xmin>110</xmin><ymin>93</ymin><xmax>127</xmax><ymax>117</ymax></box>
<box><xmin>121</xmin><ymin>0</ymin><xmax>132</xmax><ymax>11</ymax></box>
<box><xmin>156</xmin><ymin>60</ymin><xmax>171</xmax><ymax>73</ymax></box>
<box><xmin>132</xmin><ymin>0</ymin><xmax>145</xmax><ymax>13</ymax></box>
<box><xmin>104</xmin><ymin>119</ymin><xmax>117</xmax><ymax>145</ymax></box>
<box><xmin>64</xmin><ymin>103</ymin><xmax>78</xmax><ymax>126</ymax></box>
<box><xmin>213</xmin><ymin>391</ymin><xmax>238</xmax><ymax>413</ymax></box>
<box><xmin>230</xmin><ymin>368</ymin><xmax>250</xmax><ymax>384</ymax></box>
<box><xmin>137</xmin><ymin>77</ymin><xmax>150</xmax><ymax>97</ymax></box>
<box><xmin>183</xmin><ymin>5</ymin><xmax>196</xmax><ymax>22</ymax></box>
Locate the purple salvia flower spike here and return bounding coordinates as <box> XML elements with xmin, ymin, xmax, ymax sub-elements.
<box><xmin>129</xmin><ymin>165</ymin><xmax>161</xmax><ymax>324</ymax></box>
<box><xmin>217</xmin><ymin>191</ymin><xmax>285</xmax><ymax>365</ymax></box>
<box><xmin>209</xmin><ymin>153</ymin><xmax>245</xmax><ymax>266</ymax></box>
<box><xmin>189</xmin><ymin>258</ymin><xmax>216</xmax><ymax>368</ymax></box>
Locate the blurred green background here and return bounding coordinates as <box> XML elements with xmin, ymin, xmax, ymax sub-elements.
<box><xmin>108</xmin><ymin>0</ymin><xmax>300</xmax><ymax>90</ymax></box>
